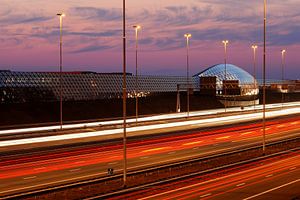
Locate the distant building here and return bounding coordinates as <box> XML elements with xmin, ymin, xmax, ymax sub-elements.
<box><xmin>194</xmin><ymin>64</ymin><xmax>259</xmax><ymax>107</ymax></box>
<box><xmin>0</xmin><ymin>70</ymin><xmax>195</xmax><ymax>103</ymax></box>
<box><xmin>2</xmin><ymin>64</ymin><xmax>294</xmax><ymax>106</ymax></box>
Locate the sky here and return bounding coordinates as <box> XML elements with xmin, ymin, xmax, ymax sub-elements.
<box><xmin>0</xmin><ymin>0</ymin><xmax>299</xmax><ymax>79</ymax></box>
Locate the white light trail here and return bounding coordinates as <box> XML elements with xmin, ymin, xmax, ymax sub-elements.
<box><xmin>0</xmin><ymin>102</ymin><xmax>300</xmax><ymax>136</ymax></box>
<box><xmin>0</xmin><ymin>106</ymin><xmax>300</xmax><ymax>147</ymax></box>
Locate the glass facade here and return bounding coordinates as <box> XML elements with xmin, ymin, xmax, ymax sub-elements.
<box><xmin>0</xmin><ymin>70</ymin><xmax>196</xmax><ymax>103</ymax></box>
<box><xmin>194</xmin><ymin>64</ymin><xmax>259</xmax><ymax>96</ymax></box>
<box><xmin>0</xmin><ymin>64</ymin><xmax>260</xmax><ymax>103</ymax></box>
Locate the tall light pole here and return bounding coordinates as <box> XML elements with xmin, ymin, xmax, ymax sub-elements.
<box><xmin>262</xmin><ymin>0</ymin><xmax>267</xmax><ymax>154</ymax></box>
<box><xmin>57</xmin><ymin>12</ymin><xmax>65</xmax><ymax>130</ymax></box>
<box><xmin>281</xmin><ymin>49</ymin><xmax>286</xmax><ymax>108</ymax></box>
<box><xmin>222</xmin><ymin>40</ymin><xmax>229</xmax><ymax>112</ymax></box>
<box><xmin>184</xmin><ymin>33</ymin><xmax>192</xmax><ymax>117</ymax></box>
<box><xmin>133</xmin><ymin>25</ymin><xmax>141</xmax><ymax>123</ymax></box>
<box><xmin>122</xmin><ymin>0</ymin><xmax>127</xmax><ymax>187</ymax></box>
<box><xmin>252</xmin><ymin>45</ymin><xmax>258</xmax><ymax>110</ymax></box>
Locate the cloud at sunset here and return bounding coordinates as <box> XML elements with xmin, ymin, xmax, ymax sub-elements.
<box><xmin>0</xmin><ymin>0</ymin><xmax>299</xmax><ymax>79</ymax></box>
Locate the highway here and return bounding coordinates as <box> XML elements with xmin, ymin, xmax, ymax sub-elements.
<box><xmin>0</xmin><ymin>116</ymin><xmax>300</xmax><ymax>197</ymax></box>
<box><xmin>1</xmin><ymin>103</ymin><xmax>300</xmax><ymax>152</ymax></box>
<box><xmin>120</xmin><ymin>152</ymin><xmax>300</xmax><ymax>200</ymax></box>
<box><xmin>1</xmin><ymin>101</ymin><xmax>300</xmax><ymax>136</ymax></box>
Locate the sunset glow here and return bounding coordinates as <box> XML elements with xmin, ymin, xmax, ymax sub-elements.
<box><xmin>1</xmin><ymin>0</ymin><xmax>299</xmax><ymax>79</ymax></box>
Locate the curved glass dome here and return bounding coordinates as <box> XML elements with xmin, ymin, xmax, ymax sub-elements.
<box><xmin>195</xmin><ymin>64</ymin><xmax>259</xmax><ymax>96</ymax></box>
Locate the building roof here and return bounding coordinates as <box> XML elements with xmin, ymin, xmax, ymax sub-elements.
<box><xmin>194</xmin><ymin>64</ymin><xmax>255</xmax><ymax>85</ymax></box>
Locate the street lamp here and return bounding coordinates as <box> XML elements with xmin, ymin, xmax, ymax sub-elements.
<box><xmin>222</xmin><ymin>40</ymin><xmax>229</xmax><ymax>112</ymax></box>
<box><xmin>281</xmin><ymin>49</ymin><xmax>286</xmax><ymax>108</ymax></box>
<box><xmin>133</xmin><ymin>25</ymin><xmax>141</xmax><ymax>123</ymax></box>
<box><xmin>262</xmin><ymin>0</ymin><xmax>267</xmax><ymax>154</ymax></box>
<box><xmin>57</xmin><ymin>12</ymin><xmax>65</xmax><ymax>130</ymax></box>
<box><xmin>184</xmin><ymin>33</ymin><xmax>192</xmax><ymax>117</ymax></box>
<box><xmin>252</xmin><ymin>45</ymin><xmax>258</xmax><ymax>109</ymax></box>
<box><xmin>122</xmin><ymin>0</ymin><xmax>127</xmax><ymax>188</ymax></box>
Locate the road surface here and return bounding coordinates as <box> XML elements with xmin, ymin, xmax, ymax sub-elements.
<box><xmin>111</xmin><ymin>152</ymin><xmax>300</xmax><ymax>200</ymax></box>
<box><xmin>0</xmin><ymin>116</ymin><xmax>299</xmax><ymax>197</ymax></box>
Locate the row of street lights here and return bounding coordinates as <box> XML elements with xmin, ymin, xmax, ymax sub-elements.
<box><xmin>55</xmin><ymin>13</ymin><xmax>287</xmax><ymax>126</ymax></box>
<box><xmin>124</xmin><ymin>0</ymin><xmax>269</xmax><ymax>186</ymax></box>
<box><xmin>251</xmin><ymin>46</ymin><xmax>287</xmax><ymax>110</ymax></box>
<box><xmin>56</xmin><ymin>0</ymin><xmax>286</xmax><ymax>187</ymax></box>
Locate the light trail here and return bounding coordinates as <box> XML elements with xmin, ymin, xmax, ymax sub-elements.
<box><xmin>0</xmin><ymin>117</ymin><xmax>299</xmax><ymax>184</ymax></box>
<box><xmin>142</xmin><ymin>147</ymin><xmax>172</xmax><ymax>153</ymax></box>
<box><xmin>243</xmin><ymin>179</ymin><xmax>300</xmax><ymax>200</ymax></box>
<box><xmin>182</xmin><ymin>141</ymin><xmax>203</xmax><ymax>146</ymax></box>
<box><xmin>0</xmin><ymin>102</ymin><xmax>300</xmax><ymax>135</ymax></box>
<box><xmin>133</xmin><ymin>154</ymin><xmax>300</xmax><ymax>200</ymax></box>
<box><xmin>0</xmin><ymin>106</ymin><xmax>300</xmax><ymax>148</ymax></box>
<box><xmin>216</xmin><ymin>136</ymin><xmax>231</xmax><ymax>140</ymax></box>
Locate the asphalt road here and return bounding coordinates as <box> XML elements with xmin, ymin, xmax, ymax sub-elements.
<box><xmin>0</xmin><ymin>117</ymin><xmax>300</xmax><ymax>197</ymax></box>
<box><xmin>130</xmin><ymin>153</ymin><xmax>300</xmax><ymax>200</ymax></box>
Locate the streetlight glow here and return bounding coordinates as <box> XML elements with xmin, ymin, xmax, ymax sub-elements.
<box><xmin>252</xmin><ymin>45</ymin><xmax>258</xmax><ymax>50</ymax></box>
<box><xmin>222</xmin><ymin>40</ymin><xmax>229</xmax><ymax>45</ymax></box>
<box><xmin>57</xmin><ymin>13</ymin><xmax>65</xmax><ymax>17</ymax></box>
<box><xmin>184</xmin><ymin>33</ymin><xmax>192</xmax><ymax>38</ymax></box>
<box><xmin>133</xmin><ymin>25</ymin><xmax>141</xmax><ymax>30</ymax></box>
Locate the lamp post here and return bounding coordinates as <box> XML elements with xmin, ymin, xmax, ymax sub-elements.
<box><xmin>184</xmin><ymin>33</ymin><xmax>192</xmax><ymax>117</ymax></box>
<box><xmin>122</xmin><ymin>0</ymin><xmax>127</xmax><ymax>188</ymax></box>
<box><xmin>57</xmin><ymin>12</ymin><xmax>65</xmax><ymax>130</ymax></box>
<box><xmin>252</xmin><ymin>45</ymin><xmax>258</xmax><ymax>110</ymax></box>
<box><xmin>262</xmin><ymin>0</ymin><xmax>267</xmax><ymax>154</ymax></box>
<box><xmin>133</xmin><ymin>25</ymin><xmax>141</xmax><ymax>123</ymax></box>
<box><xmin>222</xmin><ymin>40</ymin><xmax>229</xmax><ymax>112</ymax></box>
<box><xmin>281</xmin><ymin>49</ymin><xmax>286</xmax><ymax>108</ymax></box>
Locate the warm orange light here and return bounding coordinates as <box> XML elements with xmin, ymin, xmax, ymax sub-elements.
<box><xmin>281</xmin><ymin>49</ymin><xmax>286</xmax><ymax>54</ymax></box>
<box><xmin>57</xmin><ymin>13</ymin><xmax>66</xmax><ymax>17</ymax></box>
<box><xmin>252</xmin><ymin>45</ymin><xmax>258</xmax><ymax>49</ymax></box>
<box><xmin>133</xmin><ymin>25</ymin><xmax>141</xmax><ymax>30</ymax></box>
<box><xmin>184</xmin><ymin>33</ymin><xmax>192</xmax><ymax>38</ymax></box>
<box><xmin>222</xmin><ymin>40</ymin><xmax>229</xmax><ymax>45</ymax></box>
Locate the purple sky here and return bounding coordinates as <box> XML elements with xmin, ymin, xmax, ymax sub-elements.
<box><xmin>0</xmin><ymin>0</ymin><xmax>299</xmax><ymax>79</ymax></box>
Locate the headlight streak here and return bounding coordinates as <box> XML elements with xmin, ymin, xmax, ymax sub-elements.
<box><xmin>0</xmin><ymin>102</ymin><xmax>299</xmax><ymax>136</ymax></box>
<box><xmin>0</xmin><ymin>106</ymin><xmax>300</xmax><ymax>148</ymax></box>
